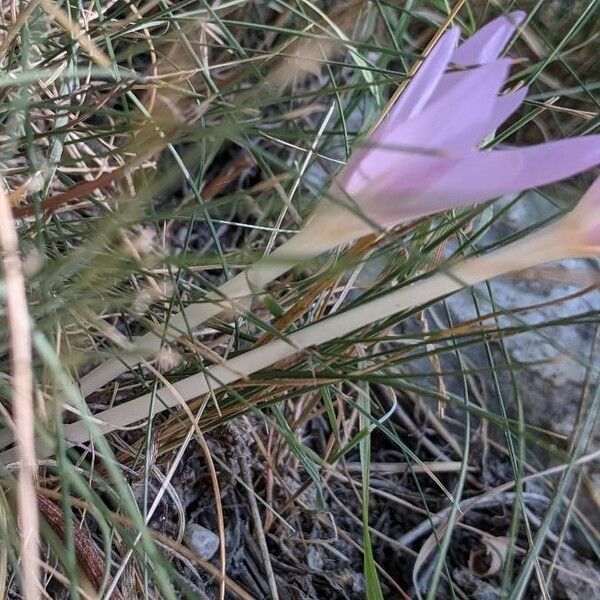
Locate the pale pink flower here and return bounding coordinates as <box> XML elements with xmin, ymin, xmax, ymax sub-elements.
<box><xmin>309</xmin><ymin>12</ymin><xmax>600</xmax><ymax>242</ymax></box>
<box><xmin>74</xmin><ymin>11</ymin><xmax>600</xmax><ymax>399</ymax></box>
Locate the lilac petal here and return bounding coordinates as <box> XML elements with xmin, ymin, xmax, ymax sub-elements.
<box><xmin>423</xmin><ymin>69</ymin><xmax>472</xmax><ymax>106</ymax></box>
<box><xmin>341</xmin><ymin>14</ymin><xmax>527</xmax><ymax>200</ymax></box>
<box><xmin>392</xmin><ymin>60</ymin><xmax>512</xmax><ymax>151</ymax></box>
<box><xmin>427</xmin><ymin>82</ymin><xmax>526</xmax><ymax>140</ymax></box>
<box><xmin>484</xmin><ymin>87</ymin><xmax>528</xmax><ymax>134</ymax></box>
<box><xmin>425</xmin><ymin>56</ymin><xmax>518</xmax><ymax>105</ymax></box>
<box><xmin>339</xmin><ymin>60</ymin><xmax>512</xmax><ymax>199</ymax></box>
<box><xmin>406</xmin><ymin>136</ymin><xmax>600</xmax><ymax>218</ymax></box>
<box><xmin>336</xmin><ymin>28</ymin><xmax>459</xmax><ymax>193</ymax></box>
<box><xmin>453</xmin><ymin>11</ymin><xmax>526</xmax><ymax>66</ymax></box>
<box><xmin>377</xmin><ymin>27</ymin><xmax>460</xmax><ymax>131</ymax></box>
<box><xmin>359</xmin><ymin>60</ymin><xmax>509</xmax><ymax>174</ymax></box>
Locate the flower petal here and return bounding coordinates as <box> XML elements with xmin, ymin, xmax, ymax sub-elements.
<box><xmin>426</xmin><ymin>11</ymin><xmax>525</xmax><ymax>102</ymax></box>
<box><xmin>484</xmin><ymin>87</ymin><xmax>528</xmax><ymax>134</ymax></box>
<box><xmin>393</xmin><ymin>60</ymin><xmax>512</xmax><ymax>151</ymax></box>
<box><xmin>336</xmin><ymin>28</ymin><xmax>459</xmax><ymax>193</ymax></box>
<box><xmin>341</xmin><ymin>22</ymin><xmax>519</xmax><ymax>196</ymax></box>
<box><xmin>377</xmin><ymin>27</ymin><xmax>460</xmax><ymax>129</ymax></box>
<box><xmin>453</xmin><ymin>11</ymin><xmax>526</xmax><ymax>66</ymax></box>
<box><xmin>407</xmin><ymin>136</ymin><xmax>600</xmax><ymax>218</ymax></box>
<box><xmin>342</xmin><ymin>60</ymin><xmax>512</xmax><ymax>196</ymax></box>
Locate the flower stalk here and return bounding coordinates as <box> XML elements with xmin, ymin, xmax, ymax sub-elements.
<box><xmin>3</xmin><ymin>178</ymin><xmax>598</xmax><ymax>463</ymax></box>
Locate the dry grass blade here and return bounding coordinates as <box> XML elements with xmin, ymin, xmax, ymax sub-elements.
<box><xmin>0</xmin><ymin>1</ymin><xmax>40</xmax><ymax>62</ymax></box>
<box><xmin>0</xmin><ymin>184</ymin><xmax>39</xmax><ymax>599</ymax></box>
<box><xmin>38</xmin><ymin>0</ymin><xmax>111</xmax><ymax>68</ymax></box>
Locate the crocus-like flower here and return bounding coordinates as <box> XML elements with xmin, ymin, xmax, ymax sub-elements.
<box><xmin>307</xmin><ymin>11</ymin><xmax>600</xmax><ymax>243</ymax></box>
<box><xmin>77</xmin><ymin>11</ymin><xmax>600</xmax><ymax>398</ymax></box>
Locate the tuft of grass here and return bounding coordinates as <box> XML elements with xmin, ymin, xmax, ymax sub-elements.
<box><xmin>0</xmin><ymin>1</ymin><xmax>599</xmax><ymax>598</ymax></box>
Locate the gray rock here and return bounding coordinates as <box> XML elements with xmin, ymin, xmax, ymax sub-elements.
<box><xmin>444</xmin><ymin>191</ymin><xmax>600</xmax><ymax>439</ymax></box>
<box><xmin>184</xmin><ymin>523</ymin><xmax>220</xmax><ymax>561</ymax></box>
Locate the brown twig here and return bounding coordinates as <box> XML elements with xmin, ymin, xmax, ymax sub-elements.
<box><xmin>13</xmin><ymin>165</ymin><xmax>128</xmax><ymax>219</ymax></box>
<box><xmin>37</xmin><ymin>494</ymin><xmax>123</xmax><ymax>599</ymax></box>
<box><xmin>37</xmin><ymin>487</ymin><xmax>253</xmax><ymax>600</ymax></box>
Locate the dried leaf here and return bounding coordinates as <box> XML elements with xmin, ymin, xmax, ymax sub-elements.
<box><xmin>469</xmin><ymin>535</ymin><xmax>510</xmax><ymax>578</ymax></box>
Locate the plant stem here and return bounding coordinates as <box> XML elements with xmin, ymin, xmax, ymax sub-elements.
<box><xmin>77</xmin><ymin>222</ymin><xmax>342</xmax><ymax>397</ymax></box>
<box><xmin>0</xmin><ymin>219</ymin><xmax>573</xmax><ymax>464</ymax></box>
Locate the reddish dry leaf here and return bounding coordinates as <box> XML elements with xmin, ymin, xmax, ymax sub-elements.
<box><xmin>37</xmin><ymin>494</ymin><xmax>123</xmax><ymax>599</ymax></box>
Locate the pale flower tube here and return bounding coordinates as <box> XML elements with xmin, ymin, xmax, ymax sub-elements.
<box><xmin>3</xmin><ymin>175</ymin><xmax>600</xmax><ymax>463</ymax></box>
<box><xmin>78</xmin><ymin>11</ymin><xmax>600</xmax><ymax>397</ymax></box>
